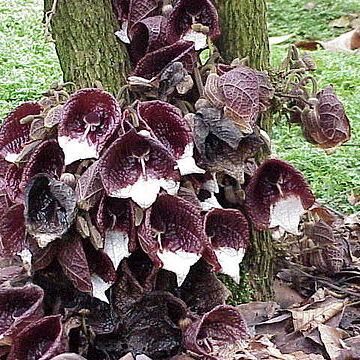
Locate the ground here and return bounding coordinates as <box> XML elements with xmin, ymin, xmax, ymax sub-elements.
<box><xmin>0</xmin><ymin>0</ymin><xmax>359</xmax><ymax>213</ymax></box>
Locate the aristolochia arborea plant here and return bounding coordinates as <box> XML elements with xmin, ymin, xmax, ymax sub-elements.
<box><xmin>0</xmin><ymin>0</ymin><xmax>351</xmax><ymax>359</ymax></box>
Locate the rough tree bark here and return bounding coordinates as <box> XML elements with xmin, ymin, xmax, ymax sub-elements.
<box><xmin>45</xmin><ymin>0</ymin><xmax>274</xmax><ymax>300</ymax></box>
<box><xmin>216</xmin><ymin>0</ymin><xmax>274</xmax><ymax>300</ymax></box>
<box><xmin>44</xmin><ymin>0</ymin><xmax>130</xmax><ymax>94</ymax></box>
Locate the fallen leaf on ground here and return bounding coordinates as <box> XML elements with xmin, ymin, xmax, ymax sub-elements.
<box><xmin>269</xmin><ymin>34</ymin><xmax>295</xmax><ymax>45</ymax></box>
<box><xmin>296</xmin><ymin>27</ymin><xmax>360</xmax><ymax>51</ymax></box>
<box><xmin>328</xmin><ymin>14</ymin><xmax>359</xmax><ymax>28</ymax></box>
<box><xmin>318</xmin><ymin>324</ymin><xmax>348</xmax><ymax>359</ymax></box>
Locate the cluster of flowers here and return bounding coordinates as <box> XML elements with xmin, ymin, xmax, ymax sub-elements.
<box><xmin>0</xmin><ymin>0</ymin><xmax>350</xmax><ymax>359</ymax></box>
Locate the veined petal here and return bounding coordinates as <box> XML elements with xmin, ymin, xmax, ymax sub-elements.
<box><xmin>138</xmin><ymin>101</ymin><xmax>204</xmax><ymax>175</ymax></box>
<box><xmin>133</xmin><ymin>40</ymin><xmax>196</xmax><ymax>80</ymax></box>
<box><xmin>166</xmin><ymin>0</ymin><xmax>220</xmax><ymax>44</ymax></box>
<box><xmin>184</xmin><ymin>305</ymin><xmax>250</xmax><ymax>359</ymax></box>
<box><xmin>0</xmin><ymin>102</ymin><xmax>42</xmax><ymax>162</ymax></box>
<box><xmin>100</xmin><ymin>130</ymin><xmax>180</xmax><ymax>208</ymax></box>
<box><xmin>7</xmin><ymin>315</ymin><xmax>67</xmax><ymax>360</ymax></box>
<box><xmin>58</xmin><ymin>89</ymin><xmax>121</xmax><ymax>165</ymax></box>
<box><xmin>140</xmin><ymin>194</ymin><xmax>207</xmax><ymax>284</ymax></box>
<box><xmin>244</xmin><ymin>159</ymin><xmax>315</xmax><ymax>234</ymax></box>
<box><xmin>205</xmin><ymin>208</ymin><xmax>249</xmax><ymax>282</ymax></box>
<box><xmin>0</xmin><ymin>284</ymin><xmax>44</xmax><ymax>346</ymax></box>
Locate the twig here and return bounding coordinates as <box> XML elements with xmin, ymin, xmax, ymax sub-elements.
<box><xmin>193</xmin><ymin>66</ymin><xmax>204</xmax><ymax>98</ymax></box>
<box><xmin>316</xmin><ymin>202</ymin><xmax>346</xmax><ymax>218</ymax></box>
<box><xmin>44</xmin><ymin>0</ymin><xmax>59</xmax><ymax>40</ymax></box>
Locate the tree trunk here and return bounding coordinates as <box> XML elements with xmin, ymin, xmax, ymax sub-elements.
<box><xmin>44</xmin><ymin>0</ymin><xmax>130</xmax><ymax>94</ymax></box>
<box><xmin>215</xmin><ymin>0</ymin><xmax>269</xmax><ymax>70</ymax></box>
<box><xmin>216</xmin><ymin>0</ymin><xmax>275</xmax><ymax>300</ymax></box>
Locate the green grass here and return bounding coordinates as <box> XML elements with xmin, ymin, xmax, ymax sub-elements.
<box><xmin>267</xmin><ymin>0</ymin><xmax>360</xmax><ymax>40</ymax></box>
<box><xmin>0</xmin><ymin>0</ymin><xmax>359</xmax><ymax>213</ymax></box>
<box><xmin>0</xmin><ymin>0</ymin><xmax>61</xmax><ymax>118</ymax></box>
<box><xmin>268</xmin><ymin>1</ymin><xmax>360</xmax><ymax>213</ymax></box>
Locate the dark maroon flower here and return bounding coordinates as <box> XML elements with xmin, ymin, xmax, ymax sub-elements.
<box><xmin>113</xmin><ymin>0</ymin><xmax>161</xmax><ymax>43</ymax></box>
<box><xmin>140</xmin><ymin>193</ymin><xmax>207</xmax><ymax>285</ymax></box>
<box><xmin>58</xmin><ymin>88</ymin><xmax>121</xmax><ymax>165</ymax></box>
<box><xmin>129</xmin><ymin>16</ymin><xmax>167</xmax><ymax>63</ymax></box>
<box><xmin>184</xmin><ymin>305</ymin><xmax>250</xmax><ymax>359</ymax></box>
<box><xmin>100</xmin><ymin>130</ymin><xmax>180</xmax><ymax>208</ymax></box>
<box><xmin>204</xmin><ymin>208</ymin><xmax>249</xmax><ymax>282</ymax></box>
<box><xmin>244</xmin><ymin>159</ymin><xmax>315</xmax><ymax>234</ymax></box>
<box><xmin>218</xmin><ymin>66</ymin><xmax>260</xmax><ymax>133</ymax></box>
<box><xmin>0</xmin><ymin>102</ymin><xmax>42</xmax><ymax>163</ymax></box>
<box><xmin>166</xmin><ymin>0</ymin><xmax>220</xmax><ymax>46</ymax></box>
<box><xmin>301</xmin><ymin>85</ymin><xmax>351</xmax><ymax>148</ymax></box>
<box><xmin>24</xmin><ymin>174</ymin><xmax>77</xmax><ymax>247</ymax></box>
<box><xmin>7</xmin><ymin>315</ymin><xmax>68</xmax><ymax>360</ymax></box>
<box><xmin>96</xmin><ymin>196</ymin><xmax>137</xmax><ymax>271</ymax></box>
<box><xmin>133</xmin><ymin>40</ymin><xmax>196</xmax><ymax>80</ymax></box>
<box><xmin>0</xmin><ymin>204</ymin><xmax>26</xmax><ymax>259</ymax></box>
<box><xmin>20</xmin><ymin>139</ymin><xmax>65</xmax><ymax>191</ymax></box>
<box><xmin>0</xmin><ymin>285</ymin><xmax>44</xmax><ymax>346</ymax></box>
<box><xmin>137</xmin><ymin>100</ymin><xmax>204</xmax><ymax>175</ymax></box>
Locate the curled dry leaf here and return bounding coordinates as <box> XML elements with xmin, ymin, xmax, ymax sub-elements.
<box><xmin>300</xmin><ymin>221</ymin><xmax>349</xmax><ymax>274</ymax></box>
<box><xmin>138</xmin><ymin>100</ymin><xmax>204</xmax><ymax>175</ymax></box>
<box><xmin>24</xmin><ymin>174</ymin><xmax>77</xmax><ymax>248</ymax></box>
<box><xmin>0</xmin><ymin>284</ymin><xmax>44</xmax><ymax>346</ymax></box>
<box><xmin>244</xmin><ymin>159</ymin><xmax>315</xmax><ymax>235</ymax></box>
<box><xmin>301</xmin><ymin>85</ymin><xmax>351</xmax><ymax>149</ymax></box>
<box><xmin>295</xmin><ymin>27</ymin><xmax>360</xmax><ymax>51</ymax></box>
<box><xmin>289</xmin><ymin>295</ymin><xmax>347</xmax><ymax>335</ymax></box>
<box><xmin>184</xmin><ymin>305</ymin><xmax>250</xmax><ymax>360</ymax></box>
<box><xmin>218</xmin><ymin>66</ymin><xmax>260</xmax><ymax>133</ymax></box>
<box><xmin>204</xmin><ymin>208</ymin><xmax>249</xmax><ymax>282</ymax></box>
<box><xmin>100</xmin><ymin>130</ymin><xmax>180</xmax><ymax>208</ymax></box>
<box><xmin>0</xmin><ymin>102</ymin><xmax>42</xmax><ymax>163</ymax></box>
<box><xmin>140</xmin><ymin>193</ymin><xmax>206</xmax><ymax>285</ymax></box>
<box><xmin>58</xmin><ymin>88</ymin><xmax>122</xmax><ymax>165</ymax></box>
